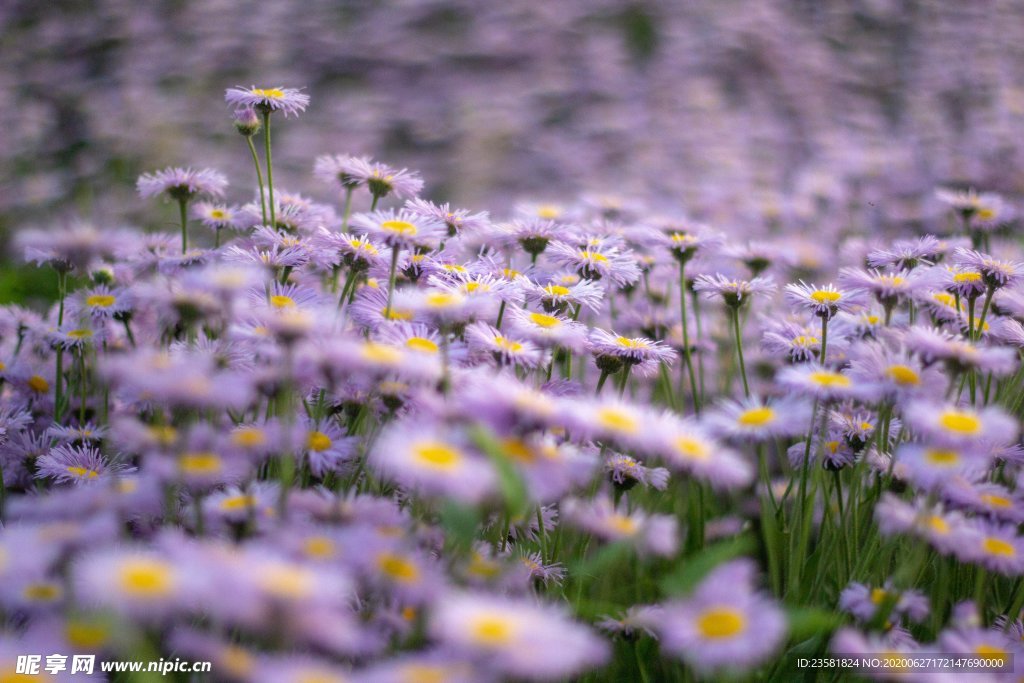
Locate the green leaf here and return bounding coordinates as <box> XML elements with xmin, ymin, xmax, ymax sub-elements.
<box><xmin>439</xmin><ymin>499</ymin><xmax>480</xmax><ymax>555</ymax></box>
<box><xmin>467</xmin><ymin>423</ymin><xmax>529</xmax><ymax>517</ymax></box>
<box><xmin>786</xmin><ymin>607</ymin><xmax>843</xmax><ymax>642</ymax></box>
<box><xmin>659</xmin><ymin>534</ymin><xmax>756</xmax><ymax>597</ymax></box>
<box><xmin>569</xmin><ymin>540</ymin><xmax>633</xmax><ymax>578</ymax></box>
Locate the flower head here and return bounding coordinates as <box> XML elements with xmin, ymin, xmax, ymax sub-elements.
<box><xmin>225</xmin><ymin>86</ymin><xmax>310</xmax><ymax>116</ymax></box>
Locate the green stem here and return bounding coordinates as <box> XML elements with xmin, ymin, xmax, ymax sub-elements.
<box><xmin>178</xmin><ymin>198</ymin><xmax>189</xmax><ymax>254</ymax></box>
<box><xmin>54</xmin><ymin>271</ymin><xmax>67</xmax><ymax>423</ymax></box>
<box><xmin>341</xmin><ymin>186</ymin><xmax>354</xmax><ymax>231</ymax></box>
<box><xmin>384</xmin><ymin>247</ymin><xmax>401</xmax><ymax>320</ymax></box>
<box><xmin>595</xmin><ymin>369</ymin><xmax>611</xmax><ymax>395</ymax></box>
<box><xmin>678</xmin><ymin>263</ymin><xmax>700</xmax><ymax>413</ymax></box>
<box><xmin>731</xmin><ymin>307</ymin><xmax>750</xmax><ymax>397</ymax></box>
<box><xmin>245</xmin><ymin>135</ymin><xmax>268</xmax><ymax>225</ymax></box>
<box><xmin>819</xmin><ymin>315</ymin><xmax>829</xmax><ymax>364</ymax></box>
<box><xmin>262</xmin><ymin>110</ymin><xmax>276</xmax><ymax>228</ymax></box>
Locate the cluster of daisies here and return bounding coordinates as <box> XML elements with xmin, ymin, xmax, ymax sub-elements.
<box><xmin>2</xmin><ymin>86</ymin><xmax>1024</xmax><ymax>681</ymax></box>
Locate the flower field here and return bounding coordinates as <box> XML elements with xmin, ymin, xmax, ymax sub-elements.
<box><xmin>5</xmin><ymin>5</ymin><xmax>1024</xmax><ymax>682</ymax></box>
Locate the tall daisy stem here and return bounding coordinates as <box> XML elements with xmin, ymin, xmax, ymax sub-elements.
<box><xmin>678</xmin><ymin>263</ymin><xmax>700</xmax><ymax>412</ymax></box>
<box><xmin>384</xmin><ymin>247</ymin><xmax>401</xmax><ymax>320</ymax></box>
<box><xmin>341</xmin><ymin>186</ymin><xmax>354</xmax><ymax>231</ymax></box>
<box><xmin>731</xmin><ymin>307</ymin><xmax>750</xmax><ymax>398</ymax></box>
<box><xmin>262</xmin><ymin>111</ymin><xmax>276</xmax><ymax>228</ymax></box>
<box><xmin>245</xmin><ymin>135</ymin><xmax>268</xmax><ymax>225</ymax></box>
<box><xmin>177</xmin><ymin>198</ymin><xmax>189</xmax><ymax>254</ymax></box>
<box><xmin>819</xmin><ymin>315</ymin><xmax>830</xmax><ymax>364</ymax></box>
<box><xmin>54</xmin><ymin>271</ymin><xmax>67</xmax><ymax>423</ymax></box>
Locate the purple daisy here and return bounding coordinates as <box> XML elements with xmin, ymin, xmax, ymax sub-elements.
<box><xmin>224</xmin><ymin>86</ymin><xmax>310</xmax><ymax>117</ymax></box>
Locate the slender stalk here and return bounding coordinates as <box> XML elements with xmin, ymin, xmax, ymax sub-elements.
<box><xmin>177</xmin><ymin>197</ymin><xmax>189</xmax><ymax>254</ymax></box>
<box><xmin>384</xmin><ymin>247</ymin><xmax>401</xmax><ymax>320</ymax></box>
<box><xmin>617</xmin><ymin>365</ymin><xmax>633</xmax><ymax>398</ymax></box>
<box><xmin>678</xmin><ymin>263</ymin><xmax>700</xmax><ymax>412</ymax></box>
<box><xmin>341</xmin><ymin>186</ymin><xmax>354</xmax><ymax>231</ymax></box>
<box><xmin>595</xmin><ymin>369</ymin><xmax>611</xmax><ymax>395</ymax></box>
<box><xmin>819</xmin><ymin>315</ymin><xmax>830</xmax><ymax>364</ymax></box>
<box><xmin>262</xmin><ymin>110</ymin><xmax>276</xmax><ymax>228</ymax></box>
<box><xmin>730</xmin><ymin>307</ymin><xmax>750</xmax><ymax>398</ymax></box>
<box><xmin>975</xmin><ymin>286</ymin><xmax>995</xmax><ymax>342</ymax></box>
<box><xmin>54</xmin><ymin>271</ymin><xmax>68</xmax><ymax>423</ymax></box>
<box><xmin>245</xmin><ymin>135</ymin><xmax>268</xmax><ymax>225</ymax></box>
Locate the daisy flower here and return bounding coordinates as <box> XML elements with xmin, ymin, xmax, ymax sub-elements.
<box><xmin>894</xmin><ymin>443</ymin><xmax>989</xmax><ymax>493</ymax></box>
<box><xmin>961</xmin><ymin>521</ymin><xmax>1024</xmax><ymax>576</ymax></box>
<box><xmin>659</xmin><ymin>222</ymin><xmax>724</xmax><ymax>264</ymax></box>
<box><xmin>73</xmin><ymin>550</ymin><xmax>194</xmax><ymax>620</ymax></box>
<box><xmin>191</xmin><ymin>201</ymin><xmax>241</xmax><ymax>233</ymax></box>
<box><xmin>405</xmin><ymin>198</ymin><xmax>490</xmax><ymax>238</ymax></box>
<box><xmin>776</xmin><ymin>363</ymin><xmax>864</xmax><ymax>402</ymax></box>
<box><xmin>430</xmin><ymin>591</ymin><xmax>608</xmax><ymax>681</ymax></box>
<box><xmin>350</xmin><ymin>209</ymin><xmax>445</xmax><ymax>250</ymax></box>
<box><xmin>838</xmin><ymin>267</ymin><xmax>929</xmax><ymax>311</ymax></box>
<box><xmin>866</xmin><ymin>235</ymin><xmax>943</xmax><ymax>271</ymax></box>
<box><xmin>547</xmin><ymin>241</ymin><xmax>641</xmax><ymax>287</ymax></box>
<box><xmin>522</xmin><ymin>276</ymin><xmax>604</xmax><ymax>315</ymax></box>
<box><xmin>653</xmin><ymin>560</ymin><xmax>786</xmax><ymax>674</ymax></box>
<box><xmin>784</xmin><ymin>281</ymin><xmax>864</xmax><ymax>319</ymax></box>
<box><xmin>649</xmin><ymin>418</ymin><xmax>754</xmax><ymax>489</ymax></box>
<box><xmin>370</xmin><ymin>422</ymin><xmax>497</xmax><ymax>504</ymax></box>
<box><xmin>466</xmin><ymin>322</ymin><xmax>545</xmax><ymax>369</ymax></box>
<box><xmin>874</xmin><ymin>493</ymin><xmax>975</xmax><ymax>556</ymax></box>
<box><xmin>705</xmin><ymin>396</ymin><xmax>811</xmax><ymax>441</ymax></box>
<box><xmin>839</xmin><ymin>581</ymin><xmax>929</xmax><ymax>624</ymax></box>
<box><xmin>313</xmin><ymin>153</ymin><xmax>373</xmax><ymax>190</ymax></box>
<box><xmin>505</xmin><ymin>309</ymin><xmax>589</xmax><ymax>352</ymax></box>
<box><xmin>903</xmin><ymin>400</ymin><xmax>1017</xmax><ymax>448</ymax></box>
<box><xmin>935</xmin><ymin>187</ymin><xmax>1004</xmax><ymax>223</ymax></box>
<box><xmin>693</xmin><ymin>274</ymin><xmax>776</xmax><ymax>308</ymax></box>
<box><xmin>561</xmin><ymin>496</ymin><xmax>678</xmax><ymax>556</ymax></box>
<box><xmin>224</xmin><ymin>86</ymin><xmax>310</xmax><ymax>116</ymax></box>
<box><xmin>587</xmin><ymin>328</ymin><xmax>676</xmax><ymax>377</ymax></box>
<box><xmin>604</xmin><ymin>452</ymin><xmax>669</xmax><ymax>491</ymax></box>
<box><xmin>953</xmin><ymin>247</ymin><xmax>1024</xmax><ymax>290</ymax></box>
<box><xmin>35</xmin><ymin>444</ymin><xmax>131</xmax><ymax>485</ymax></box>
<box><xmin>136</xmin><ymin>167</ymin><xmax>227</xmax><ymax>201</ymax></box>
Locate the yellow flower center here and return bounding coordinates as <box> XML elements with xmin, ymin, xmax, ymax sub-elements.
<box><xmin>975</xmin><ymin>644</ymin><xmax>1008</xmax><ymax>662</ymax></box>
<box><xmin>405</xmin><ymin>336</ymin><xmax>439</xmax><ymax>353</ymax></box>
<box><xmin>259</xmin><ymin>563</ymin><xmax>314</xmax><ymax>599</ymax></box>
<box><xmin>674</xmin><ymin>436</ymin><xmax>710</xmax><ymax>460</ymax></box>
<box><xmin>148</xmin><ymin>425</ymin><xmax>178</xmax><ymax>446</ymax></box>
<box><xmin>932</xmin><ymin>292</ymin><xmax>958</xmax><ymax>308</ymax></box>
<box><xmin>887</xmin><ymin>364</ymin><xmax>920</xmax><ymax>385</ymax></box>
<box><xmin>581</xmin><ymin>251</ymin><xmax>609</xmax><ymax>263</ymax></box>
<box><xmin>793</xmin><ymin>335</ymin><xmax>818</xmax><ymax>345</ymax></box>
<box><xmin>67</xmin><ymin>329</ymin><xmax>92</xmax><ymax>339</ymax></box>
<box><xmin>536</xmin><ymin>204</ymin><xmax>561</xmax><ymax>218</ymax></box>
<box><xmin>983</xmin><ymin>537</ymin><xmax>1015</xmax><ymax>557</ymax></box>
<box><xmin>231</xmin><ymin>428</ymin><xmax>266</xmax><ymax>448</ymax></box>
<box><xmin>696</xmin><ymin>607</ymin><xmax>746</xmax><ymax>639</ymax></box>
<box><xmin>66</xmin><ymin>466</ymin><xmax>99</xmax><ymax>480</ymax></box>
<box><xmin>381</xmin><ymin>220</ymin><xmax>418</xmax><ymax>236</ymax></box>
<box><xmin>27</xmin><ymin>375</ymin><xmax>49</xmax><ymax>392</ymax></box>
<box><xmin>529</xmin><ymin>312</ymin><xmax>560</xmax><ymax>328</ymax></box>
<box><xmin>402</xmin><ymin>665</ymin><xmax>447</xmax><ymax>683</ymax></box>
<box><xmin>493</xmin><ymin>336</ymin><xmax>523</xmax><ymax>353</ymax></box>
<box><xmin>809</xmin><ymin>371</ymin><xmax>851</xmax><ymax>388</ymax></box>
<box><xmin>23</xmin><ymin>582</ymin><xmax>61</xmax><ymax>602</ymax></box>
<box><xmin>252</xmin><ymin>88</ymin><xmax>286</xmax><ymax>98</ymax></box>
<box><xmin>616</xmin><ymin>336</ymin><xmax>646</xmax><ymax>348</ymax></box>
<box><xmin>307</xmin><ymin>431</ymin><xmax>332</xmax><ymax>452</ymax></box>
<box><xmin>502</xmin><ymin>438</ymin><xmax>536</xmax><ymax>463</ymax></box>
<box><xmin>607</xmin><ymin>514</ymin><xmax>637</xmax><ymax>535</ymax></box>
<box><xmin>412</xmin><ymin>441</ymin><xmax>463</xmax><ymax>469</ymax></box>
<box><xmin>953</xmin><ymin>271</ymin><xmax>982</xmax><ymax>283</ymax></box>
<box><xmin>737</xmin><ymin>406</ymin><xmax>775</xmax><ymax>426</ymax></box>
<box><xmin>810</xmin><ymin>290</ymin><xmax>841</xmax><ymax>303</ymax></box>
<box><xmin>924</xmin><ymin>449</ymin><xmax>960</xmax><ymax>466</ymax></box>
<box><xmin>927</xmin><ymin>515</ymin><xmax>949</xmax><ymax>534</ymax></box>
<box><xmin>544</xmin><ymin>285</ymin><xmax>572</xmax><ymax>297</ymax></box>
<box><xmin>178</xmin><ymin>452</ymin><xmax>223</xmax><ymax>475</ymax></box>
<box><xmin>382</xmin><ymin>307</ymin><xmax>413</xmax><ymax>321</ymax></box>
<box><xmin>870</xmin><ymin>588</ymin><xmax>888</xmax><ymax>604</ymax></box>
<box><xmin>118</xmin><ymin>558</ymin><xmax>175</xmax><ymax>597</ymax></box>
<box><xmin>270</xmin><ymin>295</ymin><xmax>295</xmax><ymax>308</ymax></box>
<box><xmin>938</xmin><ymin>410</ymin><xmax>981</xmax><ymax>435</ymax></box>
<box><xmin>377</xmin><ymin>553</ymin><xmax>420</xmax><ymax>583</ymax></box>
<box><xmin>596</xmin><ymin>408</ymin><xmax>639</xmax><ymax>433</ymax></box>
<box><xmin>470</xmin><ymin>615</ymin><xmax>515</xmax><ymax>645</ymax></box>
<box><xmin>303</xmin><ymin>537</ymin><xmax>336</xmax><ymax>559</ymax></box>
<box><xmin>361</xmin><ymin>342</ymin><xmax>403</xmax><ymax>365</ymax></box>
<box><xmin>425</xmin><ymin>292</ymin><xmax>462</xmax><ymax>308</ymax></box>
<box><xmin>86</xmin><ymin>294</ymin><xmax>116</xmax><ymax>307</ymax></box>
<box><xmin>980</xmin><ymin>494</ymin><xmax>1012</xmax><ymax>508</ymax></box>
<box><xmin>65</xmin><ymin>620</ymin><xmax>109</xmax><ymax>649</ymax></box>
<box><xmin>219</xmin><ymin>494</ymin><xmax>255</xmax><ymax>511</ymax></box>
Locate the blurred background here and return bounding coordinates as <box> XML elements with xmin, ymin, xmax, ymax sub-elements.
<box><xmin>3</xmin><ymin>0</ymin><xmax>1024</xmax><ymax>297</ymax></box>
